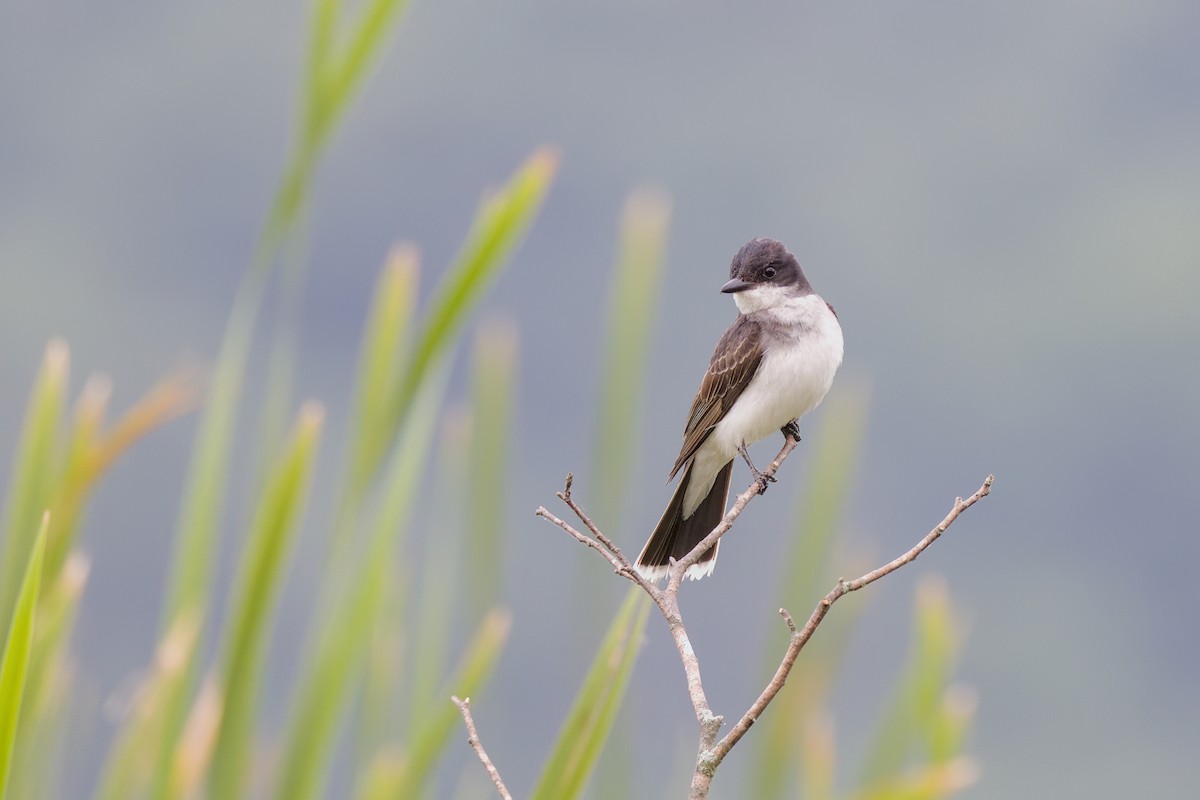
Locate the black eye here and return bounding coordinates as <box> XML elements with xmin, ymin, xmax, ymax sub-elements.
<box><xmin>763</xmin><ymin>266</ymin><xmax>777</xmax><ymax>279</ymax></box>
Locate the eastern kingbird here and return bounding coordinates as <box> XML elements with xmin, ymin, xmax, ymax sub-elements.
<box><xmin>635</xmin><ymin>238</ymin><xmax>844</xmax><ymax>581</ymax></box>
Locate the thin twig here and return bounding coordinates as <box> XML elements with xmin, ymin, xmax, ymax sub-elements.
<box><xmin>557</xmin><ymin>474</ymin><xmax>635</xmax><ymax>571</ymax></box>
<box><xmin>536</xmin><ymin>469</ymin><xmax>667</xmax><ymax>598</ymax></box>
<box><xmin>534</xmin><ymin>503</ymin><xmax>661</xmax><ymax>598</ymax></box>
<box><xmin>451</xmin><ymin>695</ymin><xmax>512</xmax><ymax>800</ymax></box>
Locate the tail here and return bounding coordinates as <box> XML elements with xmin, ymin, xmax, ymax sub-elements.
<box><xmin>635</xmin><ymin>460</ymin><xmax>733</xmax><ymax>581</ymax></box>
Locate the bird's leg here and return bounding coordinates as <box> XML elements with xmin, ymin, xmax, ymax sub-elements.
<box><xmin>737</xmin><ymin>442</ymin><xmax>776</xmax><ymax>494</ymax></box>
<box><xmin>781</xmin><ymin>419</ymin><xmax>801</xmax><ymax>442</ymax></box>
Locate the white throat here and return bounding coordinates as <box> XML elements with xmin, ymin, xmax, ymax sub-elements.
<box><xmin>732</xmin><ymin>283</ymin><xmax>806</xmax><ymax>315</ymax></box>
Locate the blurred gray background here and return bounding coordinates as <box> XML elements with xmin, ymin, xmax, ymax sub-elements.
<box><xmin>2</xmin><ymin>0</ymin><xmax>1198</xmax><ymax>797</ymax></box>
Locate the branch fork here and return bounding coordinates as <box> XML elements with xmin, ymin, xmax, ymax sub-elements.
<box><xmin>457</xmin><ymin>431</ymin><xmax>993</xmax><ymax>800</ymax></box>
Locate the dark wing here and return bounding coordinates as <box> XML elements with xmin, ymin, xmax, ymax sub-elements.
<box><xmin>669</xmin><ymin>315</ymin><xmax>764</xmax><ymax>478</ymax></box>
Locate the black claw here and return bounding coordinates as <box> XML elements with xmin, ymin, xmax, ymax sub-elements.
<box><xmin>781</xmin><ymin>420</ymin><xmax>801</xmax><ymax>441</ymax></box>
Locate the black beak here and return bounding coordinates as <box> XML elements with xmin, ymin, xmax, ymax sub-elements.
<box><xmin>721</xmin><ymin>278</ymin><xmax>753</xmax><ymax>294</ymax></box>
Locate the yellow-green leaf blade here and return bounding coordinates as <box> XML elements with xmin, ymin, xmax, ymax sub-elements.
<box><xmin>304</xmin><ymin>0</ymin><xmax>342</xmax><ymax>145</ymax></box>
<box><xmin>408</xmin><ymin>407</ymin><xmax>471</xmax><ymax>732</ymax></box>
<box><xmin>386</xmin><ymin>608</ymin><xmax>513</xmax><ymax>798</ymax></box>
<box><xmin>591</xmin><ymin>187</ymin><xmax>671</xmax><ymax>527</ymax></box>
<box><xmin>466</xmin><ymin>315</ymin><xmax>519</xmax><ymax>608</ymax></box>
<box><xmin>274</xmin><ymin>367</ymin><xmax>447</xmax><ymax>800</ymax></box>
<box><xmin>0</xmin><ymin>342</ymin><xmax>67</xmax><ymax>634</ymax></box>
<box><xmin>96</xmin><ymin>610</ymin><xmax>203</xmax><ymax>800</ymax></box>
<box><xmin>848</xmin><ymin>757</ymin><xmax>980</xmax><ymax>800</ymax></box>
<box><xmin>859</xmin><ymin>575</ymin><xmax>963</xmax><ymax>788</ymax></box>
<box><xmin>0</xmin><ymin>514</ymin><xmax>48</xmax><ymax>798</ymax></box>
<box><xmin>319</xmin><ymin>0</ymin><xmax>411</xmax><ymax>144</ymax></box>
<box><xmin>208</xmin><ymin>403</ymin><xmax>324</xmax><ymax>800</ymax></box>
<box><xmin>344</xmin><ymin>245</ymin><xmax>420</xmax><ymax>511</ymax></box>
<box><xmin>388</xmin><ymin>148</ymin><xmax>558</xmax><ymax>446</ymax></box>
<box><xmin>530</xmin><ymin>588</ymin><xmax>651</xmax><ymax>800</ymax></box>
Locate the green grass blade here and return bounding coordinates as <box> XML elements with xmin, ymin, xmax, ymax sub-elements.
<box><xmin>387</xmin><ymin>149</ymin><xmax>559</xmax><ymax>448</ymax></box>
<box><xmin>96</xmin><ymin>610</ymin><xmax>203</xmax><ymax>800</ymax></box>
<box><xmin>344</xmin><ymin>245</ymin><xmax>420</xmax><ymax>513</ymax></box>
<box><xmin>909</xmin><ymin>578</ymin><xmax>961</xmax><ymax>757</ymax></box>
<box><xmin>929</xmin><ymin>685</ymin><xmax>977</xmax><ymax>767</ymax></box>
<box><xmin>259</xmin><ymin>158</ymin><xmax>315</xmax><ymax>264</ymax></box>
<box><xmin>5</xmin><ymin>550</ymin><xmax>88</xmax><ymax>800</ymax></box>
<box><xmin>148</xmin><ymin>278</ymin><xmax>268</xmax><ymax>799</ymax></box>
<box><xmin>387</xmin><ymin>608</ymin><xmax>512</xmax><ymax>798</ymax></box>
<box><xmin>0</xmin><ymin>513</ymin><xmax>47</xmax><ymax>799</ymax></box>
<box><xmin>466</xmin><ymin>316</ymin><xmax>518</xmax><ymax>611</ymax></box>
<box><xmin>208</xmin><ymin>403</ymin><xmax>324</xmax><ymax>800</ymax></box>
<box><xmin>273</xmin><ymin>368</ymin><xmax>447</xmax><ymax>800</ymax></box>
<box><xmin>41</xmin><ymin>375</ymin><xmax>107</xmax><ymax>585</ymax></box>
<box><xmin>129</xmin><ymin>247</ymin><xmax>268</xmax><ymax>793</ymax></box>
<box><xmin>264</xmin><ymin>0</ymin><xmax>410</xmax><ymax>256</ymax></box>
<box><xmin>847</xmin><ymin>758</ymin><xmax>979</xmax><ymax>800</ymax></box>
<box><xmin>305</xmin><ymin>0</ymin><xmax>342</xmax><ymax>142</ymax></box>
<box><xmin>0</xmin><ymin>342</ymin><xmax>67</xmax><ymax>635</ymax></box>
<box><xmin>134</xmin><ymin>0</ymin><xmax>412</xmax><ymax>792</ymax></box>
<box><xmin>3</xmin><ymin>377</ymin><xmax>103</xmax><ymax>800</ymax></box>
<box><xmin>530</xmin><ymin>588</ymin><xmax>650</xmax><ymax>800</ymax></box>
<box><xmin>355</xmin><ymin>562</ymin><xmax>406</xmax><ymax>775</ymax></box>
<box><xmin>355</xmin><ymin>750</ymin><xmax>405</xmax><ymax>800</ymax></box>
<box><xmin>859</xmin><ymin>576</ymin><xmax>962</xmax><ymax>788</ymax></box>
<box><xmin>590</xmin><ymin>187</ymin><xmax>671</xmax><ymax>527</ymax></box>
<box><xmin>48</xmin><ymin>373</ymin><xmax>195</xmax><ymax>589</ymax></box>
<box><xmin>584</xmin><ymin>188</ymin><xmax>670</xmax><ymax>800</ymax></box>
<box><xmin>797</xmin><ymin>714</ymin><xmax>835</xmax><ymax>800</ymax></box>
<box><xmin>583</xmin><ymin>189</ymin><xmax>664</xmax><ymax>800</ymax></box>
<box><xmin>256</xmin><ymin>229</ymin><xmax>311</xmax><ymax>482</ymax></box>
<box><xmin>319</xmin><ymin>0</ymin><xmax>411</xmax><ymax>145</ymax></box>
<box><xmin>162</xmin><ymin>671</ymin><xmax>223</xmax><ymax>800</ymax></box>
<box><xmin>170</xmin><ymin>0</ymin><xmax>412</xmax><ymax>624</ymax></box>
<box><xmin>162</xmin><ymin>276</ymin><xmax>266</xmax><ymax>629</ymax></box>
<box><xmin>408</xmin><ymin>408</ymin><xmax>470</xmax><ymax>735</ymax></box>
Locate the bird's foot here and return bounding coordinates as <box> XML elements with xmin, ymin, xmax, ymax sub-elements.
<box><xmin>738</xmin><ymin>443</ymin><xmax>776</xmax><ymax>494</ymax></box>
<box><xmin>781</xmin><ymin>419</ymin><xmax>801</xmax><ymax>441</ymax></box>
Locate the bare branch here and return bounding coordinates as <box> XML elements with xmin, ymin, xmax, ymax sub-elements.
<box><xmin>451</xmin><ymin>695</ymin><xmax>513</xmax><ymax>800</ymax></box>
<box><xmin>704</xmin><ymin>474</ymin><xmax>995</xmax><ymax>779</ymax></box>
<box><xmin>536</xmin><ymin>437</ymin><xmax>994</xmax><ymax>800</ymax></box>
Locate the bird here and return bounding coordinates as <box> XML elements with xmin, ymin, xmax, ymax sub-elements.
<box><xmin>635</xmin><ymin>238</ymin><xmax>843</xmax><ymax>581</ymax></box>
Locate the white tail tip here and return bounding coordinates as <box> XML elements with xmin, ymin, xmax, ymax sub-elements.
<box><xmin>634</xmin><ymin>559</ymin><xmax>716</xmax><ymax>583</ymax></box>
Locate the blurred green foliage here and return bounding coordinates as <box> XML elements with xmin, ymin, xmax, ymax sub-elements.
<box><xmin>0</xmin><ymin>3</ymin><xmax>979</xmax><ymax>799</ymax></box>
<box><xmin>531</xmin><ymin>589</ymin><xmax>651</xmax><ymax>800</ymax></box>
<box><xmin>209</xmin><ymin>405</ymin><xmax>324</xmax><ymax>799</ymax></box>
<box><xmin>0</xmin><ymin>517</ymin><xmax>46</xmax><ymax>799</ymax></box>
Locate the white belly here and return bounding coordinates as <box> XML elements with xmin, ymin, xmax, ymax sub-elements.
<box><xmin>682</xmin><ymin>297</ymin><xmax>843</xmax><ymax>515</ymax></box>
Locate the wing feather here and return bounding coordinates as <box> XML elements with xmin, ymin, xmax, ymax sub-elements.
<box><xmin>669</xmin><ymin>316</ymin><xmax>763</xmax><ymax>478</ymax></box>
